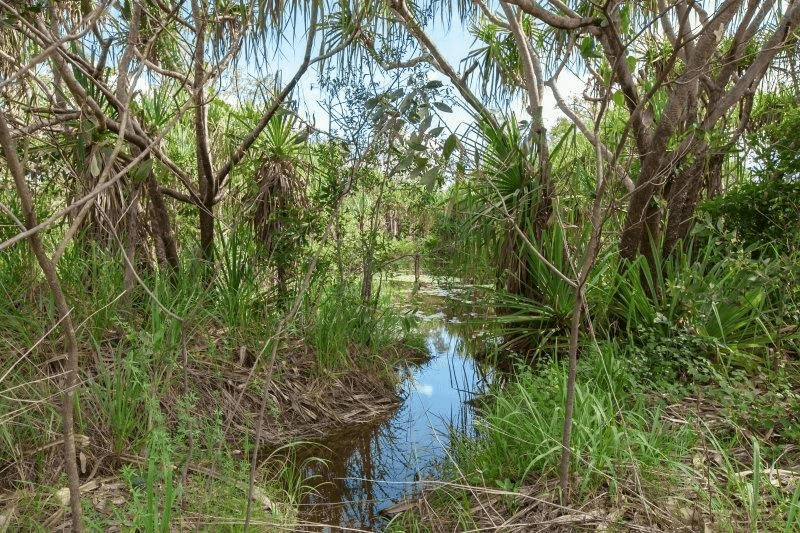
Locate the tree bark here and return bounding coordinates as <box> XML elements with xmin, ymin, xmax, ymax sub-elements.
<box><xmin>193</xmin><ymin>0</ymin><xmax>216</xmax><ymax>266</ymax></box>
<box><xmin>146</xmin><ymin>173</ymin><xmax>179</xmax><ymax>271</ymax></box>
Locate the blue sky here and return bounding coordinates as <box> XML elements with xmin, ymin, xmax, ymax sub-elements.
<box><xmin>218</xmin><ymin>12</ymin><xmax>585</xmax><ymax>138</ymax></box>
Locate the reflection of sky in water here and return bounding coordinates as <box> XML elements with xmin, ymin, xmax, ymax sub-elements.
<box><xmin>299</xmin><ymin>325</ymin><xmax>490</xmax><ymax>531</ymax></box>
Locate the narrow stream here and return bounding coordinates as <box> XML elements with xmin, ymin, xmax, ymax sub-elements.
<box><xmin>297</xmin><ymin>283</ymin><xmax>491</xmax><ymax>531</ymax></box>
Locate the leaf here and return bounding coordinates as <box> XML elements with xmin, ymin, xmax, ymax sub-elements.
<box><xmin>433</xmin><ymin>102</ymin><xmax>452</xmax><ymax>113</ymax></box>
<box><xmin>420</xmin><ymin>167</ymin><xmax>438</xmax><ymax>191</ymax></box>
<box><xmin>399</xmin><ymin>95</ymin><xmax>413</xmax><ymax>114</ymax></box>
<box><xmin>428</xmin><ymin>126</ymin><xmax>444</xmax><ymax>137</ymax></box>
<box><xmin>613</xmin><ymin>90</ymin><xmax>625</xmax><ymax>107</ymax></box>
<box><xmin>130</xmin><ymin>159</ymin><xmax>153</xmax><ymax>182</ymax></box>
<box><xmin>443</xmin><ymin>133</ymin><xmax>457</xmax><ymax>161</ymax></box>
<box><xmin>627</xmin><ymin>55</ymin><xmax>637</xmax><ymax>72</ymax></box>
<box><xmin>420</xmin><ymin>114</ymin><xmax>433</xmax><ymax>132</ymax></box>
<box><xmin>619</xmin><ymin>4</ymin><xmax>631</xmax><ymax>34</ymax></box>
<box><xmin>89</xmin><ymin>153</ymin><xmax>101</xmax><ymax>178</ymax></box>
<box><xmin>580</xmin><ymin>37</ymin><xmax>594</xmax><ymax>58</ymax></box>
<box><xmin>397</xmin><ymin>155</ymin><xmax>415</xmax><ymax>171</ymax></box>
<box><xmin>425</xmin><ymin>80</ymin><xmax>444</xmax><ymax>89</ymax></box>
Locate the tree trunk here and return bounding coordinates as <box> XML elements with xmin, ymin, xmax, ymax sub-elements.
<box><xmin>123</xmin><ymin>184</ymin><xmax>142</xmax><ymax>291</ymax></box>
<box><xmin>413</xmin><ymin>253</ymin><xmax>420</xmax><ymax>293</ymax></box>
<box><xmin>146</xmin><ymin>174</ymin><xmax>179</xmax><ymax>271</ymax></box>
<box><xmin>361</xmin><ymin>256</ymin><xmax>373</xmax><ymax>304</ymax></box>
<box><xmin>193</xmin><ymin>0</ymin><xmax>215</xmax><ymax>266</ymax></box>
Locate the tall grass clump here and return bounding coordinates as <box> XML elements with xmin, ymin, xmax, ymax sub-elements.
<box><xmin>307</xmin><ymin>282</ymin><xmax>413</xmax><ymax>371</ymax></box>
<box><xmin>452</xmin><ymin>344</ymin><xmax>694</xmax><ymax>498</ymax></box>
<box><xmin>215</xmin><ymin>224</ymin><xmax>267</xmax><ymax>331</ymax></box>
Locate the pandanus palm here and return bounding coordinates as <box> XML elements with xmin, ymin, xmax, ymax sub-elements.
<box><xmin>465</xmin><ymin>118</ymin><xmax>574</xmax><ymax>358</ymax></box>
<box><xmin>251</xmin><ymin>112</ymin><xmax>310</xmax><ymax>302</ymax></box>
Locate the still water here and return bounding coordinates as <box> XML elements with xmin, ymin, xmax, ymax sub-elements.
<box><xmin>297</xmin><ymin>310</ymin><xmax>491</xmax><ymax>531</ymax></box>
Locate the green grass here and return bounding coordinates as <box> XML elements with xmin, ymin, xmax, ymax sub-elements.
<box><xmin>305</xmin><ymin>281</ymin><xmax>417</xmax><ymax>371</ymax></box>
<box><xmin>404</xmin><ymin>333</ymin><xmax>800</xmax><ymax>531</ymax></box>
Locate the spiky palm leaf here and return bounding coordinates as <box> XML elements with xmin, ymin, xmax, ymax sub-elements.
<box><xmin>251</xmin><ymin>113</ymin><xmax>309</xmax><ymax>253</ymax></box>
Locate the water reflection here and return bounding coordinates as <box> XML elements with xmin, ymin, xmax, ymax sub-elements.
<box><xmin>297</xmin><ymin>324</ymin><xmax>491</xmax><ymax>531</ymax></box>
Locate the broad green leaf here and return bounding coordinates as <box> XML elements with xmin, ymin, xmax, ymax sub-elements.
<box><xmin>433</xmin><ymin>102</ymin><xmax>452</xmax><ymax>113</ymax></box>
<box><xmin>580</xmin><ymin>37</ymin><xmax>594</xmax><ymax>58</ymax></box>
<box><xmin>443</xmin><ymin>133</ymin><xmax>457</xmax><ymax>161</ymax></box>
<box><xmin>421</xmin><ymin>167</ymin><xmax>438</xmax><ymax>191</ymax></box>
<box><xmin>613</xmin><ymin>90</ymin><xmax>625</xmax><ymax>107</ymax></box>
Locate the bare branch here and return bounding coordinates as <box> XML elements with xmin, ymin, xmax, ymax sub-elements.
<box><xmin>546</xmin><ymin>79</ymin><xmax>635</xmax><ymax>193</ymax></box>
<box><xmin>504</xmin><ymin>0</ymin><xmax>602</xmax><ymax>30</ymax></box>
<box><xmin>705</xmin><ymin>2</ymin><xmax>800</xmax><ymax>126</ymax></box>
<box><xmin>0</xmin><ymin>105</ymin><xmax>84</xmax><ymax>533</ymax></box>
<box><xmin>215</xmin><ymin>5</ymin><xmax>358</xmax><ymax>188</ymax></box>
<box><xmin>475</xmin><ymin>0</ymin><xmax>512</xmax><ymax>29</ymax></box>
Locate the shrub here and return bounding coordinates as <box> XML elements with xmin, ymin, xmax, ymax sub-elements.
<box><xmin>700</xmin><ymin>180</ymin><xmax>800</xmax><ymax>255</ymax></box>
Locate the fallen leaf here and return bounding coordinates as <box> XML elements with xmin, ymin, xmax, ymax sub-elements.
<box><xmin>55</xmin><ymin>487</ymin><xmax>70</xmax><ymax>506</ymax></box>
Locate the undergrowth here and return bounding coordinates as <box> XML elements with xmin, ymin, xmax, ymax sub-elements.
<box><xmin>390</xmin><ymin>227</ymin><xmax>800</xmax><ymax>532</ymax></box>
<box><xmin>0</xmin><ymin>231</ymin><xmax>415</xmax><ymax>531</ymax></box>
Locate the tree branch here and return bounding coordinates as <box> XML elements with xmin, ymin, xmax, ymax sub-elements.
<box><xmin>388</xmin><ymin>0</ymin><xmax>500</xmax><ymax>131</ymax></box>
<box><xmin>504</xmin><ymin>0</ymin><xmax>602</xmax><ymax>30</ymax></box>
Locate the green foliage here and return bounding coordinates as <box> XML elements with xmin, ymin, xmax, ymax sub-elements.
<box><xmin>625</xmin><ymin>324</ymin><xmax>718</xmax><ymax>392</ymax></box>
<box><xmin>307</xmin><ymin>282</ymin><xmax>413</xmax><ymax>371</ymax></box>
<box><xmin>700</xmin><ymin>180</ymin><xmax>800</xmax><ymax>255</ymax></box>
<box><xmin>215</xmin><ymin>223</ymin><xmax>266</xmax><ymax>329</ymax></box>
<box><xmin>452</xmin><ymin>344</ymin><xmax>694</xmax><ymax>497</ymax></box>
<box><xmin>747</xmin><ymin>88</ymin><xmax>800</xmax><ymax>182</ymax></box>
<box><xmin>121</xmin><ymin>410</ymin><xmax>177</xmax><ymax>533</ymax></box>
<box><xmin>90</xmin><ymin>348</ymin><xmax>150</xmax><ymax>455</ymax></box>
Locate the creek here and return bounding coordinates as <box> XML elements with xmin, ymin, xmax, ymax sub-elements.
<box><xmin>297</xmin><ymin>279</ymin><xmax>493</xmax><ymax>531</ymax></box>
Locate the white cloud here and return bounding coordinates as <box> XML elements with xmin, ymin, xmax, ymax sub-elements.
<box><xmin>415</xmin><ymin>384</ymin><xmax>434</xmax><ymax>396</ymax></box>
<box><xmin>542</xmin><ymin>70</ymin><xmax>585</xmax><ymax>129</ymax></box>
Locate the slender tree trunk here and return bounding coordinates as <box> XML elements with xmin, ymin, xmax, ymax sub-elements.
<box><xmin>559</xmin><ymin>286</ymin><xmax>582</xmax><ymax>503</ymax></box>
<box><xmin>335</xmin><ymin>218</ymin><xmax>344</xmax><ymax>287</ymax></box>
<box><xmin>123</xmin><ymin>184</ymin><xmax>142</xmax><ymax>291</ymax></box>
<box><xmin>413</xmin><ymin>253</ymin><xmax>420</xmax><ymax>293</ymax></box>
<box><xmin>361</xmin><ymin>256</ymin><xmax>373</xmax><ymax>304</ymax></box>
<box><xmin>560</xmin><ymin>131</ymin><xmax>609</xmax><ymax>503</ymax></box>
<box><xmin>0</xmin><ymin>110</ymin><xmax>83</xmax><ymax>530</ymax></box>
<box><xmin>146</xmin><ymin>173</ymin><xmax>179</xmax><ymax>271</ymax></box>
<box><xmin>118</xmin><ymin>0</ymin><xmax>145</xmax><ymax>290</ymax></box>
<box><xmin>193</xmin><ymin>0</ymin><xmax>215</xmax><ymax>266</ymax></box>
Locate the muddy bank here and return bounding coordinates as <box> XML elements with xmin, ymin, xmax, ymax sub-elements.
<box><xmin>175</xmin><ymin>344</ymin><xmax>404</xmax><ymax>448</ymax></box>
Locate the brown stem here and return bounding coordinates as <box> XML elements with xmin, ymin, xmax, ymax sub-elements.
<box><xmin>0</xmin><ymin>108</ymin><xmax>83</xmax><ymax>530</ymax></box>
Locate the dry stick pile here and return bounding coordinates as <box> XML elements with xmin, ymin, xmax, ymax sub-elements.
<box><xmin>177</xmin><ymin>347</ymin><xmax>401</xmax><ymax>447</ymax></box>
